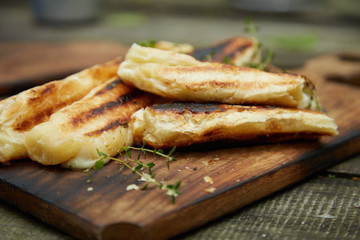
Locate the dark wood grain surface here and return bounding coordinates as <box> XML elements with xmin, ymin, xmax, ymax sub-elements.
<box><xmin>1</xmin><ymin>50</ymin><xmax>360</xmax><ymax>240</ymax></box>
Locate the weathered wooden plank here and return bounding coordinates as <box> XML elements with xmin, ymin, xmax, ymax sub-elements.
<box><xmin>327</xmin><ymin>155</ymin><xmax>360</xmax><ymax>176</ymax></box>
<box><xmin>175</xmin><ymin>173</ymin><xmax>360</xmax><ymax>240</ymax></box>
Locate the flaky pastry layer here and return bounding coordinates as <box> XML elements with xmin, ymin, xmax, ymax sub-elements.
<box><xmin>118</xmin><ymin>44</ymin><xmax>319</xmax><ymax>111</ymax></box>
<box><xmin>130</xmin><ymin>103</ymin><xmax>338</xmax><ymax>149</ymax></box>
<box><xmin>0</xmin><ymin>58</ymin><xmax>122</xmax><ymax>163</ymax></box>
<box><xmin>25</xmin><ymin>77</ymin><xmax>159</xmax><ymax>169</ymax></box>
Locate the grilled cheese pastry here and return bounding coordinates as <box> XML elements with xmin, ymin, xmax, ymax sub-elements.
<box><xmin>0</xmin><ymin>58</ymin><xmax>122</xmax><ymax>163</ymax></box>
<box><xmin>130</xmin><ymin>103</ymin><xmax>338</xmax><ymax>149</ymax></box>
<box><xmin>191</xmin><ymin>36</ymin><xmax>260</xmax><ymax>66</ymax></box>
<box><xmin>118</xmin><ymin>44</ymin><xmax>320</xmax><ymax>110</ymax></box>
<box><xmin>25</xmin><ymin>77</ymin><xmax>159</xmax><ymax>169</ymax></box>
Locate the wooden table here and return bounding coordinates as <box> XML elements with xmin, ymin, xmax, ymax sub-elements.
<box><xmin>1</xmin><ymin>42</ymin><xmax>359</xmax><ymax>240</ymax></box>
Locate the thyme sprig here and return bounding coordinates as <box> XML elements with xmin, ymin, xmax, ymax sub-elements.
<box><xmin>246</xmin><ymin>49</ymin><xmax>274</xmax><ymax>71</ymax></box>
<box><xmin>120</xmin><ymin>144</ymin><xmax>177</xmax><ymax>169</ymax></box>
<box><xmin>244</xmin><ymin>16</ymin><xmax>259</xmax><ymax>39</ymax></box>
<box><xmin>84</xmin><ymin>146</ymin><xmax>181</xmax><ymax>203</ymax></box>
<box><xmin>243</xmin><ymin>16</ymin><xmax>274</xmax><ymax>71</ymax></box>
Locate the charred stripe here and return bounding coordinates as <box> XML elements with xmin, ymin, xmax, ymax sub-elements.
<box><xmin>85</xmin><ymin>119</ymin><xmax>129</xmax><ymax>137</ymax></box>
<box><xmin>71</xmin><ymin>90</ymin><xmax>142</xmax><ymax>127</ymax></box>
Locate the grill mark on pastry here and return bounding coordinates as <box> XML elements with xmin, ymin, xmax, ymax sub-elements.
<box><xmin>151</xmin><ymin>103</ymin><xmax>279</xmax><ymax>115</ymax></box>
<box><xmin>70</xmin><ymin>90</ymin><xmax>141</xmax><ymax>127</ymax></box>
<box><xmin>95</xmin><ymin>78</ymin><xmax>124</xmax><ymax>96</ymax></box>
<box><xmin>85</xmin><ymin>119</ymin><xmax>129</xmax><ymax>137</ymax></box>
<box><xmin>191</xmin><ymin>38</ymin><xmax>253</xmax><ymax>62</ymax></box>
<box><xmin>189</xmin><ymin>80</ymin><xmax>237</xmax><ymax>89</ymax></box>
<box><xmin>191</xmin><ymin>40</ymin><xmax>229</xmax><ymax>61</ymax></box>
<box><xmin>11</xmin><ymin>59</ymin><xmax>123</xmax><ymax>132</ymax></box>
<box><xmin>84</xmin><ymin>92</ymin><xmax>155</xmax><ymax>137</ymax></box>
<box><xmin>151</xmin><ymin>103</ymin><xmax>322</xmax><ymax>116</ymax></box>
<box><xmin>14</xmin><ymin>84</ymin><xmax>74</xmax><ymax>131</ymax></box>
<box><xmin>222</xmin><ymin>43</ymin><xmax>252</xmax><ymax>60</ymax></box>
<box><xmin>152</xmin><ymin>103</ymin><xmax>227</xmax><ymax>114</ymax></box>
<box><xmin>171</xmin><ymin>65</ymin><xmax>301</xmax><ymax>87</ymax></box>
<box><xmin>26</xmin><ymin>83</ymin><xmax>56</xmax><ymax>104</ymax></box>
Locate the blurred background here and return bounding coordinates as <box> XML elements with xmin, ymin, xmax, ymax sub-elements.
<box><xmin>0</xmin><ymin>0</ymin><xmax>359</xmax><ymax>94</ymax></box>
<box><xmin>0</xmin><ymin>1</ymin><xmax>360</xmax><ymax>239</ymax></box>
<box><xmin>1</xmin><ymin>0</ymin><xmax>359</xmax><ymax>67</ymax></box>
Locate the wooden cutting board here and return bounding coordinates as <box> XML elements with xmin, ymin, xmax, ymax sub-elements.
<box><xmin>1</xmin><ymin>52</ymin><xmax>360</xmax><ymax>240</ymax></box>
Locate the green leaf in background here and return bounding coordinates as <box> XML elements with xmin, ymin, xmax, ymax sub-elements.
<box><xmin>268</xmin><ymin>32</ymin><xmax>318</xmax><ymax>52</ymax></box>
<box><xmin>105</xmin><ymin>12</ymin><xmax>148</xmax><ymax>27</ymax></box>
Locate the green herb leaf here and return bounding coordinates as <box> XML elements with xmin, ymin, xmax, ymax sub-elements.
<box><xmin>137</xmin><ymin>39</ymin><xmax>156</xmax><ymax>48</ymax></box>
<box><xmin>244</xmin><ymin>16</ymin><xmax>259</xmax><ymax>38</ymax></box>
<box><xmin>204</xmin><ymin>51</ymin><xmax>216</xmax><ymax>62</ymax></box>
<box><xmin>223</xmin><ymin>55</ymin><xmax>231</xmax><ymax>64</ymax></box>
<box><xmin>126</xmin><ymin>149</ymin><xmax>132</xmax><ymax>158</ymax></box>
<box><xmin>132</xmin><ymin>164</ymin><xmax>143</xmax><ymax>173</ymax></box>
<box><xmin>168</xmin><ymin>146</ymin><xmax>176</xmax><ymax>156</ymax></box>
<box><xmin>175</xmin><ymin>180</ymin><xmax>182</xmax><ymax>190</ymax></box>
<box><xmin>137</xmin><ymin>151</ymin><xmax>141</xmax><ymax>160</ymax></box>
<box><xmin>146</xmin><ymin>162</ymin><xmax>155</xmax><ymax>176</ymax></box>
<box><xmin>141</xmin><ymin>183</ymin><xmax>149</xmax><ymax>190</ymax></box>
<box><xmin>96</xmin><ymin>148</ymin><xmax>108</xmax><ymax>158</ymax></box>
<box><xmin>93</xmin><ymin>159</ymin><xmax>105</xmax><ymax>170</ymax></box>
<box><xmin>246</xmin><ymin>48</ymin><xmax>274</xmax><ymax>71</ymax></box>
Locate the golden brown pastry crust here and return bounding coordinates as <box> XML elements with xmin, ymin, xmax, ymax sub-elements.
<box><xmin>130</xmin><ymin>103</ymin><xmax>338</xmax><ymax>149</ymax></box>
<box><xmin>118</xmin><ymin>44</ymin><xmax>319</xmax><ymax>110</ymax></box>
<box><xmin>0</xmin><ymin>58</ymin><xmax>122</xmax><ymax>163</ymax></box>
<box><xmin>25</xmin><ymin>77</ymin><xmax>159</xmax><ymax>169</ymax></box>
<box><xmin>191</xmin><ymin>36</ymin><xmax>260</xmax><ymax>66</ymax></box>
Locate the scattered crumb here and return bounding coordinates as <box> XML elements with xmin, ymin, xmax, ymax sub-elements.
<box><xmin>185</xmin><ymin>166</ymin><xmax>195</xmax><ymax>171</ymax></box>
<box><xmin>214</xmin><ymin>157</ymin><xmax>220</xmax><ymax>161</ymax></box>
<box><xmin>202</xmin><ymin>161</ymin><xmax>209</xmax><ymax>167</ymax></box>
<box><xmin>205</xmin><ymin>187</ymin><xmax>216</xmax><ymax>193</ymax></box>
<box><xmin>235</xmin><ymin>179</ymin><xmax>241</xmax><ymax>183</ymax></box>
<box><xmin>126</xmin><ymin>184</ymin><xmax>139</xmax><ymax>191</ymax></box>
<box><xmin>204</xmin><ymin>176</ymin><xmax>214</xmax><ymax>184</ymax></box>
<box><xmin>138</xmin><ymin>172</ymin><xmax>156</xmax><ymax>183</ymax></box>
<box><xmin>177</xmin><ymin>169</ymin><xmax>182</xmax><ymax>172</ymax></box>
<box><xmin>87</xmin><ymin>187</ymin><xmax>94</xmax><ymax>192</ymax></box>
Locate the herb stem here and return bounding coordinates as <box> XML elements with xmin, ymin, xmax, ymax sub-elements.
<box><xmin>86</xmin><ymin>146</ymin><xmax>181</xmax><ymax>203</ymax></box>
<box><xmin>107</xmin><ymin>155</ymin><xmax>162</xmax><ymax>188</ymax></box>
